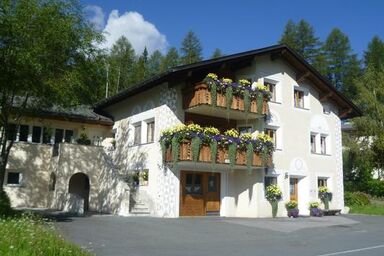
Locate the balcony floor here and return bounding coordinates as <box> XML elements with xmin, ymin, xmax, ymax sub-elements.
<box><xmin>185</xmin><ymin>104</ymin><xmax>264</xmax><ymax>121</ymax></box>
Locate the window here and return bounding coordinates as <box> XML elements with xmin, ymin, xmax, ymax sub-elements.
<box><xmin>7</xmin><ymin>172</ymin><xmax>21</xmax><ymax>185</ymax></box>
<box><xmin>310</xmin><ymin>134</ymin><xmax>316</xmax><ymax>153</ymax></box>
<box><xmin>185</xmin><ymin>173</ymin><xmax>202</xmax><ymax>195</ymax></box>
<box><xmin>64</xmin><ymin>129</ymin><xmax>74</xmax><ymax>143</ymax></box>
<box><xmin>146</xmin><ymin>121</ymin><xmax>155</xmax><ymax>143</ymax></box>
<box><xmin>134</xmin><ymin>124</ymin><xmax>141</xmax><ymax>145</ymax></box>
<box><xmin>43</xmin><ymin>127</ymin><xmax>52</xmax><ymax>144</ymax></box>
<box><xmin>318</xmin><ymin>178</ymin><xmax>328</xmax><ymax>188</ymax></box>
<box><xmin>264</xmin><ymin>81</ymin><xmax>276</xmax><ymax>102</ymax></box>
<box><xmin>19</xmin><ymin>125</ymin><xmax>29</xmax><ymax>142</ymax></box>
<box><xmin>294</xmin><ymin>89</ymin><xmax>305</xmax><ymax>108</ymax></box>
<box><xmin>32</xmin><ymin>126</ymin><xmax>42</xmax><ymax>143</ymax></box>
<box><xmin>320</xmin><ymin>135</ymin><xmax>327</xmax><ymax>154</ymax></box>
<box><xmin>264</xmin><ymin>176</ymin><xmax>277</xmax><ymax>191</ymax></box>
<box><xmin>6</xmin><ymin>124</ymin><xmax>17</xmax><ymax>141</ymax></box>
<box><xmin>265</xmin><ymin>128</ymin><xmax>277</xmax><ymax>146</ymax></box>
<box><xmin>54</xmin><ymin>129</ymin><xmax>64</xmax><ymax>144</ymax></box>
<box><xmin>239</xmin><ymin>126</ymin><xmax>252</xmax><ymax>135</ymax></box>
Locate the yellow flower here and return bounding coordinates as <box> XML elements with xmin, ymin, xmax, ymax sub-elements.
<box><xmin>204</xmin><ymin>126</ymin><xmax>220</xmax><ymax>135</ymax></box>
<box><xmin>239</xmin><ymin>79</ymin><xmax>251</xmax><ymax>86</ymax></box>
<box><xmin>256</xmin><ymin>82</ymin><xmax>268</xmax><ymax>91</ymax></box>
<box><xmin>257</xmin><ymin>133</ymin><xmax>273</xmax><ymax>143</ymax></box>
<box><xmin>186</xmin><ymin>123</ymin><xmax>203</xmax><ymax>133</ymax></box>
<box><xmin>221</xmin><ymin>78</ymin><xmax>233</xmax><ymax>84</ymax></box>
<box><xmin>224</xmin><ymin>128</ymin><xmax>239</xmax><ymax>138</ymax></box>
<box><xmin>240</xmin><ymin>133</ymin><xmax>252</xmax><ymax>140</ymax></box>
<box><xmin>206</xmin><ymin>73</ymin><xmax>218</xmax><ymax>80</ymax></box>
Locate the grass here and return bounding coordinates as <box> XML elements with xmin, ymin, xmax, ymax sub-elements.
<box><xmin>349</xmin><ymin>198</ymin><xmax>384</xmax><ymax>216</ymax></box>
<box><xmin>0</xmin><ymin>214</ymin><xmax>92</xmax><ymax>256</ymax></box>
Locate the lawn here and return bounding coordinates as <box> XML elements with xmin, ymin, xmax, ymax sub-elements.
<box><xmin>0</xmin><ymin>214</ymin><xmax>91</xmax><ymax>256</ymax></box>
<box><xmin>349</xmin><ymin>199</ymin><xmax>384</xmax><ymax>216</ymax></box>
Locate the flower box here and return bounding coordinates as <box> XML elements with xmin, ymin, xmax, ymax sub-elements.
<box><xmin>165</xmin><ymin>141</ymin><xmax>268</xmax><ymax>167</ymax></box>
<box><xmin>183</xmin><ymin>83</ymin><xmax>269</xmax><ymax>115</ymax></box>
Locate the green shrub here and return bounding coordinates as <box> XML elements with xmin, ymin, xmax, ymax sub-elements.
<box><xmin>366</xmin><ymin>180</ymin><xmax>384</xmax><ymax>197</ymax></box>
<box><xmin>344</xmin><ymin>191</ymin><xmax>371</xmax><ymax>206</ymax></box>
<box><xmin>0</xmin><ymin>191</ymin><xmax>13</xmax><ymax>217</ymax></box>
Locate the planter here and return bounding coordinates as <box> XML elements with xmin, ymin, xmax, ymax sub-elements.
<box><xmin>287</xmin><ymin>208</ymin><xmax>299</xmax><ymax>218</ymax></box>
<box><xmin>183</xmin><ymin>83</ymin><xmax>269</xmax><ymax>114</ymax></box>
<box><xmin>310</xmin><ymin>208</ymin><xmax>323</xmax><ymax>217</ymax></box>
<box><xmin>270</xmin><ymin>200</ymin><xmax>278</xmax><ymax>218</ymax></box>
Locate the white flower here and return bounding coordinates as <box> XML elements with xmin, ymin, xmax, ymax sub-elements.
<box><xmin>251</xmin><ymin>82</ymin><xmax>257</xmax><ymax>91</ymax></box>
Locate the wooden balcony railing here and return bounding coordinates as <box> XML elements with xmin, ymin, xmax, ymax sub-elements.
<box><xmin>165</xmin><ymin>140</ymin><xmax>272</xmax><ymax>167</ymax></box>
<box><xmin>183</xmin><ymin>83</ymin><xmax>269</xmax><ymax>115</ymax></box>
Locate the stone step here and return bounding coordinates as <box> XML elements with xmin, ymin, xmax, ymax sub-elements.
<box><xmin>129</xmin><ymin>212</ymin><xmax>150</xmax><ymax>216</ymax></box>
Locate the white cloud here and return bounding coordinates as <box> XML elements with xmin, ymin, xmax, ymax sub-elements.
<box><xmin>101</xmin><ymin>10</ymin><xmax>168</xmax><ymax>54</ymax></box>
<box><xmin>84</xmin><ymin>5</ymin><xmax>105</xmax><ymax>30</ymax></box>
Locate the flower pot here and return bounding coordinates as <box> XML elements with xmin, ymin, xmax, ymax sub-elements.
<box><xmin>287</xmin><ymin>208</ymin><xmax>299</xmax><ymax>218</ymax></box>
<box><xmin>310</xmin><ymin>207</ymin><xmax>323</xmax><ymax>217</ymax></box>
<box><xmin>270</xmin><ymin>200</ymin><xmax>278</xmax><ymax>218</ymax></box>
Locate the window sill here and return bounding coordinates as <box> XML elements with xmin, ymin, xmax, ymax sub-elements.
<box><xmin>6</xmin><ymin>184</ymin><xmax>22</xmax><ymax>187</ymax></box>
<box><xmin>294</xmin><ymin>106</ymin><xmax>310</xmax><ymax>111</ymax></box>
<box><xmin>311</xmin><ymin>152</ymin><xmax>332</xmax><ymax>157</ymax></box>
<box><xmin>130</xmin><ymin>142</ymin><xmax>155</xmax><ymax>147</ymax></box>
<box><xmin>269</xmin><ymin>101</ymin><xmax>282</xmax><ymax>105</ymax></box>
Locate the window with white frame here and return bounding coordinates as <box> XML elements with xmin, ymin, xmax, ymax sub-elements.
<box><xmin>133</xmin><ymin>123</ymin><xmax>142</xmax><ymax>145</ymax></box>
<box><xmin>264</xmin><ymin>81</ymin><xmax>277</xmax><ymax>102</ymax></box>
<box><xmin>146</xmin><ymin>120</ymin><xmax>155</xmax><ymax>143</ymax></box>
<box><xmin>19</xmin><ymin>125</ymin><xmax>29</xmax><ymax>142</ymax></box>
<box><xmin>320</xmin><ymin>135</ymin><xmax>327</xmax><ymax>154</ymax></box>
<box><xmin>32</xmin><ymin>126</ymin><xmax>42</xmax><ymax>143</ymax></box>
<box><xmin>310</xmin><ymin>133</ymin><xmax>317</xmax><ymax>153</ymax></box>
<box><xmin>310</xmin><ymin>133</ymin><xmax>330</xmax><ymax>155</ymax></box>
<box><xmin>318</xmin><ymin>177</ymin><xmax>328</xmax><ymax>188</ymax></box>
<box><xmin>6</xmin><ymin>124</ymin><xmax>17</xmax><ymax>141</ymax></box>
<box><xmin>294</xmin><ymin>89</ymin><xmax>305</xmax><ymax>108</ymax></box>
<box><xmin>6</xmin><ymin>171</ymin><xmax>22</xmax><ymax>186</ymax></box>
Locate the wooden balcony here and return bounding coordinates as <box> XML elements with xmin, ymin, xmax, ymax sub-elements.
<box><xmin>183</xmin><ymin>83</ymin><xmax>269</xmax><ymax>120</ymax></box>
<box><xmin>165</xmin><ymin>140</ymin><xmax>272</xmax><ymax>168</ymax></box>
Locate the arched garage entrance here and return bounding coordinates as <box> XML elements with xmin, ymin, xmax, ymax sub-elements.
<box><xmin>68</xmin><ymin>173</ymin><xmax>90</xmax><ymax>211</ymax></box>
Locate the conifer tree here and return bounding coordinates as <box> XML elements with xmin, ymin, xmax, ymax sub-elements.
<box><xmin>211</xmin><ymin>48</ymin><xmax>224</xmax><ymax>59</ymax></box>
<box><xmin>364</xmin><ymin>36</ymin><xmax>384</xmax><ymax>70</ymax></box>
<box><xmin>147</xmin><ymin>50</ymin><xmax>163</xmax><ymax>76</ymax></box>
<box><xmin>180</xmin><ymin>30</ymin><xmax>203</xmax><ymax>64</ymax></box>
<box><xmin>160</xmin><ymin>47</ymin><xmax>180</xmax><ymax>72</ymax></box>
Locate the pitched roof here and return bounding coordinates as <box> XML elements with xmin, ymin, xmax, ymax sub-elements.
<box><xmin>94</xmin><ymin>44</ymin><xmax>362</xmax><ymax>119</ymax></box>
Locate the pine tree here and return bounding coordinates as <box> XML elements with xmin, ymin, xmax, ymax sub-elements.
<box><xmin>211</xmin><ymin>48</ymin><xmax>224</xmax><ymax>59</ymax></box>
<box><xmin>160</xmin><ymin>47</ymin><xmax>180</xmax><ymax>72</ymax></box>
<box><xmin>147</xmin><ymin>50</ymin><xmax>163</xmax><ymax>76</ymax></box>
<box><xmin>364</xmin><ymin>36</ymin><xmax>384</xmax><ymax>70</ymax></box>
<box><xmin>108</xmin><ymin>36</ymin><xmax>136</xmax><ymax>93</ymax></box>
<box><xmin>279</xmin><ymin>19</ymin><xmax>321</xmax><ymax>64</ymax></box>
<box><xmin>323</xmin><ymin>28</ymin><xmax>361</xmax><ymax>93</ymax></box>
<box><xmin>132</xmin><ymin>47</ymin><xmax>149</xmax><ymax>83</ymax></box>
<box><xmin>180</xmin><ymin>30</ymin><xmax>203</xmax><ymax>64</ymax></box>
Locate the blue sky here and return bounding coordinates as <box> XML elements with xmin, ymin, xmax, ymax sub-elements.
<box><xmin>82</xmin><ymin>0</ymin><xmax>383</xmax><ymax>59</ymax></box>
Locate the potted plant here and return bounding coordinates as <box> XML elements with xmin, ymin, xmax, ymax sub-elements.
<box><xmin>285</xmin><ymin>200</ymin><xmax>299</xmax><ymax>218</ymax></box>
<box><xmin>318</xmin><ymin>186</ymin><xmax>332</xmax><ymax>210</ymax></box>
<box><xmin>265</xmin><ymin>184</ymin><xmax>282</xmax><ymax>218</ymax></box>
<box><xmin>309</xmin><ymin>201</ymin><xmax>323</xmax><ymax>217</ymax></box>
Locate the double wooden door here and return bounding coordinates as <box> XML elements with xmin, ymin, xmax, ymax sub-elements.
<box><xmin>180</xmin><ymin>171</ymin><xmax>221</xmax><ymax>216</ymax></box>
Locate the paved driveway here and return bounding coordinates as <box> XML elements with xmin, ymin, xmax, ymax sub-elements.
<box><xmin>55</xmin><ymin>215</ymin><xmax>384</xmax><ymax>256</ymax></box>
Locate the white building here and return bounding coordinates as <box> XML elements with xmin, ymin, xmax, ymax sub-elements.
<box><xmin>4</xmin><ymin>45</ymin><xmax>361</xmax><ymax>217</ymax></box>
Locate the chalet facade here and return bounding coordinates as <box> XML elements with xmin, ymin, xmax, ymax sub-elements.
<box><xmin>4</xmin><ymin>45</ymin><xmax>360</xmax><ymax>217</ymax></box>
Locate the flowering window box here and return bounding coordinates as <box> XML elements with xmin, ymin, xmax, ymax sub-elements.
<box><xmin>161</xmin><ymin>124</ymin><xmax>273</xmax><ymax>170</ymax></box>
<box><xmin>183</xmin><ymin>83</ymin><xmax>269</xmax><ymax>115</ymax></box>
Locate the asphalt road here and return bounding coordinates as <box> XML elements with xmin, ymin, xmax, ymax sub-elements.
<box><xmin>55</xmin><ymin>214</ymin><xmax>384</xmax><ymax>256</ymax></box>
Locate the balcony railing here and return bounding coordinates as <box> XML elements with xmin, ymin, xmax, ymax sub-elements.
<box><xmin>164</xmin><ymin>140</ymin><xmax>272</xmax><ymax>167</ymax></box>
<box><xmin>160</xmin><ymin>124</ymin><xmax>274</xmax><ymax>169</ymax></box>
<box><xmin>183</xmin><ymin>83</ymin><xmax>269</xmax><ymax>115</ymax></box>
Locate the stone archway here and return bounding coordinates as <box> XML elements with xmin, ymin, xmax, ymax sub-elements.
<box><xmin>68</xmin><ymin>173</ymin><xmax>90</xmax><ymax>211</ymax></box>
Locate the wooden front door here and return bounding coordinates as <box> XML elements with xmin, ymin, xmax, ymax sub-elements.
<box><xmin>180</xmin><ymin>171</ymin><xmax>221</xmax><ymax>216</ymax></box>
<box><xmin>290</xmin><ymin>178</ymin><xmax>298</xmax><ymax>201</ymax></box>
